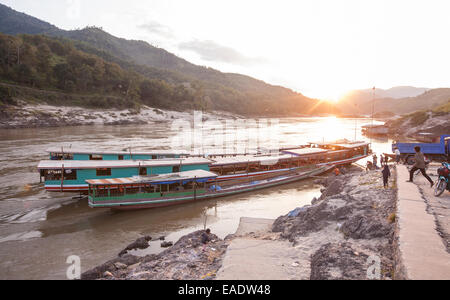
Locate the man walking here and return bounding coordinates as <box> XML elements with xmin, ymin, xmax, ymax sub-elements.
<box><xmin>407</xmin><ymin>146</ymin><xmax>433</xmax><ymax>187</ymax></box>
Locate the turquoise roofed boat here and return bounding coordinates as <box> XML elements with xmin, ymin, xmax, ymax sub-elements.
<box><xmin>37</xmin><ymin>157</ymin><xmax>212</xmax><ymax>192</ymax></box>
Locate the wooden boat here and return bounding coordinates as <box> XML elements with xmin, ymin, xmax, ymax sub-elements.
<box><xmin>38</xmin><ymin>141</ymin><xmax>370</xmax><ymax>193</ymax></box>
<box><xmin>361</xmin><ymin>124</ymin><xmax>388</xmax><ymax>136</ymax></box>
<box><xmin>37</xmin><ymin>158</ymin><xmax>211</xmax><ymax>192</ymax></box>
<box><xmin>86</xmin><ymin>165</ymin><xmax>333</xmax><ymax>210</ymax></box>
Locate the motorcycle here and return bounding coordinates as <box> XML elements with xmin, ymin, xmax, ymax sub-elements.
<box><xmin>434</xmin><ymin>162</ymin><xmax>450</xmax><ymax>197</ymax></box>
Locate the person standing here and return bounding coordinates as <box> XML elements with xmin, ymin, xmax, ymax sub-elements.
<box><xmin>373</xmin><ymin>154</ymin><xmax>378</xmax><ymax>169</ymax></box>
<box><xmin>334</xmin><ymin>167</ymin><xmax>340</xmax><ymax>176</ymax></box>
<box><xmin>407</xmin><ymin>146</ymin><xmax>434</xmax><ymax>187</ymax></box>
<box><xmin>382</xmin><ymin>164</ymin><xmax>391</xmax><ymax>188</ymax></box>
<box><xmin>394</xmin><ymin>147</ymin><xmax>401</xmax><ymax>164</ymax></box>
<box><xmin>380</xmin><ymin>155</ymin><xmax>384</xmax><ymax>166</ymax></box>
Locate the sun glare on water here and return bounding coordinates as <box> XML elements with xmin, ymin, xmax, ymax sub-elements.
<box><xmin>316</xmin><ymin>117</ymin><xmax>346</xmax><ymax>141</ymax></box>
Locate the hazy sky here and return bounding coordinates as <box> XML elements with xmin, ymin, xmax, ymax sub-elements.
<box><xmin>2</xmin><ymin>0</ymin><xmax>450</xmax><ymax>100</ymax></box>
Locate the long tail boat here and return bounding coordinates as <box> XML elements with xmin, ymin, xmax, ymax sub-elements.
<box><xmin>38</xmin><ymin>140</ymin><xmax>371</xmax><ymax>193</ymax></box>
<box><xmin>86</xmin><ymin>165</ymin><xmax>333</xmax><ymax>210</ymax></box>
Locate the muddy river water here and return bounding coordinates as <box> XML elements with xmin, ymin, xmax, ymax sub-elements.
<box><xmin>0</xmin><ymin>116</ymin><xmax>392</xmax><ymax>279</ymax></box>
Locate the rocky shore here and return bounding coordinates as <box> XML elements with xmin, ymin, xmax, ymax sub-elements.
<box><xmin>384</xmin><ymin>111</ymin><xmax>450</xmax><ymax>139</ymax></box>
<box><xmin>83</xmin><ymin>166</ymin><xmax>398</xmax><ymax>280</ymax></box>
<box><xmin>273</xmin><ymin>167</ymin><xmax>397</xmax><ymax>279</ymax></box>
<box><xmin>0</xmin><ymin>102</ymin><xmax>239</xmax><ymax>129</ymax></box>
<box><xmin>81</xmin><ymin>231</ymin><xmax>230</xmax><ymax>280</ymax></box>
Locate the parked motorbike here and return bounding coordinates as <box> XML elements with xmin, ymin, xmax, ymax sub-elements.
<box><xmin>434</xmin><ymin>162</ymin><xmax>450</xmax><ymax>197</ymax></box>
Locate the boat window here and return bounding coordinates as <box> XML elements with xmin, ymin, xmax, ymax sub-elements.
<box><xmin>44</xmin><ymin>170</ymin><xmax>62</xmax><ymax>181</ymax></box>
<box><xmin>96</xmin><ymin>168</ymin><xmax>111</xmax><ymax>176</ymax></box>
<box><xmin>152</xmin><ymin>155</ymin><xmax>157</xmax><ymax>159</ymax></box>
<box><xmin>139</xmin><ymin>167</ymin><xmax>147</xmax><ymax>176</ymax></box>
<box><xmin>43</xmin><ymin>169</ymin><xmax>76</xmax><ymax>181</ymax></box>
<box><xmin>118</xmin><ymin>155</ymin><xmax>124</xmax><ymax>160</ymax></box>
<box><xmin>90</xmin><ymin>154</ymin><xmax>103</xmax><ymax>160</ymax></box>
<box><xmin>63</xmin><ymin>169</ymin><xmax>77</xmax><ymax>180</ymax></box>
<box><xmin>172</xmin><ymin>166</ymin><xmax>180</xmax><ymax>173</ymax></box>
<box><xmin>210</xmin><ymin>166</ymin><xmax>222</xmax><ymax>175</ymax></box>
<box><xmin>96</xmin><ymin>186</ymin><xmax>109</xmax><ymax>197</ymax></box>
<box><xmin>169</xmin><ymin>182</ymin><xmax>181</xmax><ymax>191</ymax></box>
<box><xmin>50</xmin><ymin>153</ymin><xmax>74</xmax><ymax>160</ymax></box>
<box><xmin>183</xmin><ymin>182</ymin><xmax>194</xmax><ymax>190</ymax></box>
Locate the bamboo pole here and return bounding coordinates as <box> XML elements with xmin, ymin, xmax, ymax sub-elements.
<box><xmin>61</xmin><ymin>163</ymin><xmax>64</xmax><ymax>192</ymax></box>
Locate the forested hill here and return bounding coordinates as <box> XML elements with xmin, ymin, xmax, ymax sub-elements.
<box><xmin>0</xmin><ymin>3</ymin><xmax>339</xmax><ymax>116</ymax></box>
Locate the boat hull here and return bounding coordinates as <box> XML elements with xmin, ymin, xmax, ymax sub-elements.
<box><xmin>89</xmin><ymin>165</ymin><xmax>334</xmax><ymax>210</ymax></box>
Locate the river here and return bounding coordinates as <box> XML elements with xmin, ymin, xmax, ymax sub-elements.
<box><xmin>0</xmin><ymin>116</ymin><xmax>392</xmax><ymax>279</ymax></box>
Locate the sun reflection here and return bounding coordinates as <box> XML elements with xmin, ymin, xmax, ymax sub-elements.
<box><xmin>315</xmin><ymin>117</ymin><xmax>345</xmax><ymax>142</ymax></box>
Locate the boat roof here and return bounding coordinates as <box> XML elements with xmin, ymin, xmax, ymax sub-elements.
<box><xmin>308</xmin><ymin>139</ymin><xmax>370</xmax><ymax>148</ymax></box>
<box><xmin>281</xmin><ymin>148</ymin><xmax>328</xmax><ymax>157</ymax></box>
<box><xmin>331</xmin><ymin>142</ymin><xmax>370</xmax><ymax>148</ymax></box>
<box><xmin>361</xmin><ymin>124</ymin><xmax>386</xmax><ymax>128</ymax></box>
<box><xmin>86</xmin><ymin>170</ymin><xmax>218</xmax><ymax>186</ymax></box>
<box><xmin>46</xmin><ymin>147</ymin><xmax>188</xmax><ymax>156</ymax></box>
<box><xmin>210</xmin><ymin>154</ymin><xmax>295</xmax><ymax>166</ymax></box>
<box><xmin>37</xmin><ymin>157</ymin><xmax>212</xmax><ymax>170</ymax></box>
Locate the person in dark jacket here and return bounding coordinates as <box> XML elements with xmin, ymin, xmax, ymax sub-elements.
<box><xmin>407</xmin><ymin>146</ymin><xmax>434</xmax><ymax>187</ymax></box>
<box><xmin>382</xmin><ymin>164</ymin><xmax>391</xmax><ymax>188</ymax></box>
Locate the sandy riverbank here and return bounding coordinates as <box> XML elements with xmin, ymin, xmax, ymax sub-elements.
<box><xmin>82</xmin><ymin>165</ymin><xmax>398</xmax><ymax>280</ymax></box>
<box><xmin>0</xmin><ymin>102</ymin><xmax>240</xmax><ymax>129</ymax></box>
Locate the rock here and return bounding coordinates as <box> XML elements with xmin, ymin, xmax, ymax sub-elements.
<box><xmin>103</xmin><ymin>271</ymin><xmax>114</xmax><ymax>278</ymax></box>
<box><xmin>310</xmin><ymin>243</ymin><xmax>369</xmax><ymax>280</ymax></box>
<box><xmin>114</xmin><ymin>262</ymin><xmax>127</xmax><ymax>270</ymax></box>
<box><xmin>341</xmin><ymin>214</ymin><xmax>392</xmax><ymax>240</ymax></box>
<box><xmin>224</xmin><ymin>234</ymin><xmax>235</xmax><ymax>241</ymax></box>
<box><xmin>272</xmin><ymin>198</ymin><xmax>352</xmax><ymax>241</ymax></box>
<box><xmin>118</xmin><ymin>236</ymin><xmax>152</xmax><ymax>256</ymax></box>
<box><xmin>161</xmin><ymin>241</ymin><xmax>173</xmax><ymax>248</ymax></box>
<box><xmin>81</xmin><ymin>254</ymin><xmax>140</xmax><ymax>280</ymax></box>
<box><xmin>188</xmin><ymin>263</ymin><xmax>197</xmax><ymax>269</ymax></box>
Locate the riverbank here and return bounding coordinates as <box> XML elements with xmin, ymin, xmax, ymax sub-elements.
<box><xmin>0</xmin><ymin>102</ymin><xmax>239</xmax><ymax>129</ymax></box>
<box><xmin>384</xmin><ymin>110</ymin><xmax>450</xmax><ymax>139</ymax></box>
<box><xmin>83</xmin><ymin>165</ymin><xmax>398</xmax><ymax>280</ymax></box>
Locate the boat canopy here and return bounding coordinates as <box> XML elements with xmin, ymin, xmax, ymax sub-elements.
<box><xmin>210</xmin><ymin>154</ymin><xmax>295</xmax><ymax>166</ymax></box>
<box><xmin>308</xmin><ymin>139</ymin><xmax>370</xmax><ymax>149</ymax></box>
<box><xmin>46</xmin><ymin>147</ymin><xmax>189</xmax><ymax>156</ymax></box>
<box><xmin>331</xmin><ymin>142</ymin><xmax>370</xmax><ymax>149</ymax></box>
<box><xmin>86</xmin><ymin>170</ymin><xmax>218</xmax><ymax>186</ymax></box>
<box><xmin>37</xmin><ymin>157</ymin><xmax>212</xmax><ymax>170</ymax></box>
<box><xmin>281</xmin><ymin>148</ymin><xmax>328</xmax><ymax>157</ymax></box>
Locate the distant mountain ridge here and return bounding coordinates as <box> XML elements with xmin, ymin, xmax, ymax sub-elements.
<box><xmin>0</xmin><ymin>3</ymin><xmax>339</xmax><ymax>116</ymax></box>
<box><xmin>337</xmin><ymin>86</ymin><xmax>450</xmax><ymax>115</ymax></box>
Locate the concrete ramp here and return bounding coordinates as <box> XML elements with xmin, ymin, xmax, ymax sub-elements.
<box><xmin>396</xmin><ymin>166</ymin><xmax>450</xmax><ymax>279</ymax></box>
<box><xmin>234</xmin><ymin>217</ymin><xmax>275</xmax><ymax>236</ymax></box>
<box><xmin>216</xmin><ymin>217</ymin><xmax>310</xmax><ymax>280</ymax></box>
